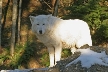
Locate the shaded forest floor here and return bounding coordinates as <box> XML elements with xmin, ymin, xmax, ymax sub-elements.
<box><xmin>0</xmin><ymin>39</ymin><xmax>71</xmax><ymax>70</ymax></box>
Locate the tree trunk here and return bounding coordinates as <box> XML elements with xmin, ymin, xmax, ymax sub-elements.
<box><xmin>0</xmin><ymin>0</ymin><xmax>2</xmax><ymax>54</ymax></box>
<box><xmin>18</xmin><ymin>0</ymin><xmax>22</xmax><ymax>45</ymax></box>
<box><xmin>10</xmin><ymin>0</ymin><xmax>18</xmax><ymax>56</ymax></box>
<box><xmin>51</xmin><ymin>0</ymin><xmax>56</xmax><ymax>7</ymax></box>
<box><xmin>52</xmin><ymin>0</ymin><xmax>59</xmax><ymax>16</ymax></box>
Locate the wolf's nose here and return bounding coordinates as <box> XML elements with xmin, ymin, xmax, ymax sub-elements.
<box><xmin>39</xmin><ymin>30</ymin><xmax>42</xmax><ymax>34</ymax></box>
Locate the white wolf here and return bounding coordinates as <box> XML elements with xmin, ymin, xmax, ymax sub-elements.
<box><xmin>29</xmin><ymin>15</ymin><xmax>92</xmax><ymax>67</ymax></box>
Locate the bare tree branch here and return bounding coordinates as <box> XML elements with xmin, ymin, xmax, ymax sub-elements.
<box><xmin>43</xmin><ymin>0</ymin><xmax>52</xmax><ymax>9</ymax></box>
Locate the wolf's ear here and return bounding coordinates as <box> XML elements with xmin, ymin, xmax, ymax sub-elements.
<box><xmin>29</xmin><ymin>16</ymin><xmax>35</xmax><ymax>24</ymax></box>
<box><xmin>47</xmin><ymin>14</ymin><xmax>52</xmax><ymax>17</ymax></box>
<box><xmin>47</xmin><ymin>14</ymin><xmax>52</xmax><ymax>21</ymax></box>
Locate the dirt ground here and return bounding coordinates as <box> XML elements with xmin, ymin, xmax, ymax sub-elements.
<box><xmin>31</xmin><ymin>46</ymin><xmax>108</xmax><ymax>72</ymax></box>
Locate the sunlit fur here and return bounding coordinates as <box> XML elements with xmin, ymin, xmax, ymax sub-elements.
<box><xmin>30</xmin><ymin>15</ymin><xmax>92</xmax><ymax>67</ymax></box>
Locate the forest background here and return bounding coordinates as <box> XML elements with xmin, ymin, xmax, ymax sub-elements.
<box><xmin>0</xmin><ymin>0</ymin><xmax>108</xmax><ymax>70</ymax></box>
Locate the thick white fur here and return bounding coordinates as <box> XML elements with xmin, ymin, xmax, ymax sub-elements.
<box><xmin>29</xmin><ymin>15</ymin><xmax>92</xmax><ymax>67</ymax></box>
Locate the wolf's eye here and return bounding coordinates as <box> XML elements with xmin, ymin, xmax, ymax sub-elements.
<box><xmin>43</xmin><ymin>24</ymin><xmax>45</xmax><ymax>25</ymax></box>
<box><xmin>37</xmin><ymin>24</ymin><xmax>39</xmax><ymax>25</ymax></box>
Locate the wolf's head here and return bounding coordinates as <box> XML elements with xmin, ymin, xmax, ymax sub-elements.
<box><xmin>29</xmin><ymin>15</ymin><xmax>52</xmax><ymax>35</ymax></box>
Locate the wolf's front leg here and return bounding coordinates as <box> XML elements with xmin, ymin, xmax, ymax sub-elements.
<box><xmin>47</xmin><ymin>46</ymin><xmax>55</xmax><ymax>67</ymax></box>
<box><xmin>55</xmin><ymin>43</ymin><xmax>62</xmax><ymax>65</ymax></box>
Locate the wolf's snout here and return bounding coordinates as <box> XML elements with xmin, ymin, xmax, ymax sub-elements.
<box><xmin>39</xmin><ymin>30</ymin><xmax>42</xmax><ymax>34</ymax></box>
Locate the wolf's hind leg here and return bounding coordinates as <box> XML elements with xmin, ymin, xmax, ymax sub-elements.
<box><xmin>71</xmin><ymin>47</ymin><xmax>77</xmax><ymax>54</ymax></box>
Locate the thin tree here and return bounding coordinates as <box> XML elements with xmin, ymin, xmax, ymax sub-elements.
<box><xmin>0</xmin><ymin>0</ymin><xmax>2</xmax><ymax>53</ymax></box>
<box><xmin>10</xmin><ymin>0</ymin><xmax>18</xmax><ymax>56</ymax></box>
<box><xmin>18</xmin><ymin>0</ymin><xmax>22</xmax><ymax>45</ymax></box>
<box><xmin>52</xmin><ymin>0</ymin><xmax>59</xmax><ymax>16</ymax></box>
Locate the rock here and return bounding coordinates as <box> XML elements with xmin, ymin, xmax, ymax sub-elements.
<box><xmin>31</xmin><ymin>67</ymin><xmax>60</xmax><ymax>72</ymax></box>
<box><xmin>0</xmin><ymin>69</ymin><xmax>32</xmax><ymax>72</ymax></box>
<box><xmin>48</xmin><ymin>67</ymin><xmax>60</xmax><ymax>72</ymax></box>
<box><xmin>30</xmin><ymin>68</ymin><xmax>48</xmax><ymax>72</ymax></box>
